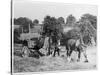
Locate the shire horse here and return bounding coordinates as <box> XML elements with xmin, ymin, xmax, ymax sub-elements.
<box><xmin>65</xmin><ymin>38</ymin><xmax>88</xmax><ymax>62</ymax></box>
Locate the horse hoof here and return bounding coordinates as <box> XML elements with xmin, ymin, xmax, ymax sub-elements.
<box><xmin>69</xmin><ymin>58</ymin><xmax>75</xmax><ymax>62</ymax></box>
<box><xmin>84</xmin><ymin>60</ymin><xmax>88</xmax><ymax>63</ymax></box>
<box><xmin>53</xmin><ymin>55</ymin><xmax>55</xmax><ymax>57</ymax></box>
<box><xmin>67</xmin><ymin>58</ymin><xmax>71</xmax><ymax>62</ymax></box>
<box><xmin>61</xmin><ymin>55</ymin><xmax>64</xmax><ymax>57</ymax></box>
<box><xmin>77</xmin><ymin>59</ymin><xmax>80</xmax><ymax>62</ymax></box>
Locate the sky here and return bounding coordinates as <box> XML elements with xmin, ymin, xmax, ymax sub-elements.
<box><xmin>13</xmin><ymin>0</ymin><xmax>98</xmax><ymax>23</ymax></box>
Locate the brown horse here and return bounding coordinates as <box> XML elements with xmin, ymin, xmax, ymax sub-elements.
<box><xmin>65</xmin><ymin>39</ymin><xmax>88</xmax><ymax>62</ymax></box>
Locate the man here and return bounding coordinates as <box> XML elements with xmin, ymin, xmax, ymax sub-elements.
<box><xmin>53</xmin><ymin>45</ymin><xmax>60</xmax><ymax>57</ymax></box>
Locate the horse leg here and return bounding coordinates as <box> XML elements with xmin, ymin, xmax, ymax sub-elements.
<box><xmin>77</xmin><ymin>51</ymin><xmax>81</xmax><ymax>62</ymax></box>
<box><xmin>53</xmin><ymin>46</ymin><xmax>56</xmax><ymax>57</ymax></box>
<box><xmin>83</xmin><ymin>50</ymin><xmax>88</xmax><ymax>62</ymax></box>
<box><xmin>67</xmin><ymin>46</ymin><xmax>72</xmax><ymax>62</ymax></box>
<box><xmin>58</xmin><ymin>50</ymin><xmax>60</xmax><ymax>56</ymax></box>
<box><xmin>57</xmin><ymin>48</ymin><xmax>60</xmax><ymax>56</ymax></box>
<box><xmin>66</xmin><ymin>50</ymin><xmax>69</xmax><ymax>57</ymax></box>
<box><xmin>53</xmin><ymin>50</ymin><xmax>56</xmax><ymax>57</ymax></box>
<box><xmin>48</xmin><ymin>47</ymin><xmax>51</xmax><ymax>55</ymax></box>
<box><xmin>46</xmin><ymin>46</ymin><xmax>51</xmax><ymax>56</ymax></box>
<box><xmin>21</xmin><ymin>46</ymin><xmax>24</xmax><ymax>57</ymax></box>
<box><xmin>66</xmin><ymin>46</ymin><xmax>69</xmax><ymax>57</ymax></box>
<box><xmin>69</xmin><ymin>50</ymin><xmax>73</xmax><ymax>61</ymax></box>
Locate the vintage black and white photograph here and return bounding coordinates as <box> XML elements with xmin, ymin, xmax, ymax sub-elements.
<box><xmin>12</xmin><ymin>0</ymin><xmax>97</xmax><ymax>73</ymax></box>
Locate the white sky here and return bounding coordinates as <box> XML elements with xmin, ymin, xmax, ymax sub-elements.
<box><xmin>13</xmin><ymin>0</ymin><xmax>98</xmax><ymax>23</ymax></box>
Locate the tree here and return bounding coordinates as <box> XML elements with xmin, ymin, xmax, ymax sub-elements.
<box><xmin>57</xmin><ymin>17</ymin><xmax>65</xmax><ymax>24</ymax></box>
<box><xmin>77</xmin><ymin>14</ymin><xmax>97</xmax><ymax>45</ymax></box>
<box><xmin>42</xmin><ymin>15</ymin><xmax>63</xmax><ymax>55</ymax></box>
<box><xmin>42</xmin><ymin>16</ymin><xmax>56</xmax><ymax>36</ymax></box>
<box><xmin>81</xmin><ymin>14</ymin><xmax>97</xmax><ymax>29</ymax></box>
<box><xmin>14</xmin><ymin>17</ymin><xmax>26</xmax><ymax>25</ymax></box>
<box><xmin>14</xmin><ymin>28</ymin><xmax>20</xmax><ymax>43</ymax></box>
<box><xmin>66</xmin><ymin>14</ymin><xmax>76</xmax><ymax>26</ymax></box>
<box><xmin>14</xmin><ymin>17</ymin><xmax>33</xmax><ymax>33</ymax></box>
<box><xmin>42</xmin><ymin>15</ymin><xmax>63</xmax><ymax>38</ymax></box>
<box><xmin>33</xmin><ymin>19</ymin><xmax>39</xmax><ymax>24</ymax></box>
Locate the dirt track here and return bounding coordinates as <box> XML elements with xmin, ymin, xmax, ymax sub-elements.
<box><xmin>13</xmin><ymin>46</ymin><xmax>97</xmax><ymax>73</ymax></box>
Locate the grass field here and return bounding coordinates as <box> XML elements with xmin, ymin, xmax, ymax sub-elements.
<box><xmin>13</xmin><ymin>46</ymin><xmax>97</xmax><ymax>73</ymax></box>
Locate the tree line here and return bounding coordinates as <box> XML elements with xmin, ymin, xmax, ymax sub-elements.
<box><xmin>14</xmin><ymin>13</ymin><xmax>97</xmax><ymax>46</ymax></box>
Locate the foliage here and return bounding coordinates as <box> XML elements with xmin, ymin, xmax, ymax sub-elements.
<box><xmin>14</xmin><ymin>17</ymin><xmax>31</xmax><ymax>25</ymax></box>
<box><xmin>14</xmin><ymin>17</ymin><xmax>34</xmax><ymax>33</ymax></box>
<box><xmin>80</xmin><ymin>14</ymin><xmax>97</xmax><ymax>29</ymax></box>
<box><xmin>13</xmin><ymin>14</ymin><xmax>97</xmax><ymax>46</ymax></box>
<box><xmin>57</xmin><ymin>17</ymin><xmax>65</xmax><ymax>24</ymax></box>
<box><xmin>77</xmin><ymin>14</ymin><xmax>97</xmax><ymax>45</ymax></box>
<box><xmin>83</xmin><ymin>35</ymin><xmax>92</xmax><ymax>45</ymax></box>
<box><xmin>66</xmin><ymin>14</ymin><xmax>76</xmax><ymax>26</ymax></box>
<box><xmin>33</xmin><ymin>19</ymin><xmax>39</xmax><ymax>24</ymax></box>
<box><xmin>42</xmin><ymin>16</ymin><xmax>63</xmax><ymax>39</ymax></box>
